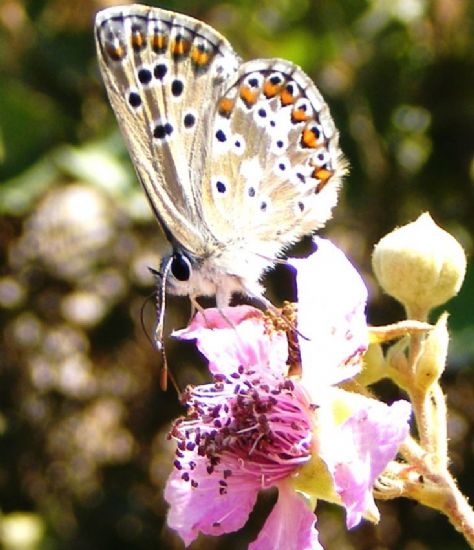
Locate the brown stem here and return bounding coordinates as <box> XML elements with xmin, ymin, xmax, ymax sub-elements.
<box><xmin>407</xmin><ymin>332</ymin><xmax>437</xmax><ymax>452</ymax></box>
<box><xmin>442</xmin><ymin>472</ymin><xmax>474</xmax><ymax>546</ymax></box>
<box><xmin>400</xmin><ymin>469</ymin><xmax>474</xmax><ymax>547</ymax></box>
<box><xmin>431</xmin><ymin>384</ymin><xmax>448</xmax><ymax>469</ymax></box>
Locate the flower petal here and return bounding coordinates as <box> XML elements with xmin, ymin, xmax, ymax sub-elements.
<box><xmin>249</xmin><ymin>482</ymin><xmax>322</xmax><ymax>550</ymax></box>
<box><xmin>165</xmin><ymin>456</ymin><xmax>260</xmax><ymax>546</ymax></box>
<box><xmin>173</xmin><ymin>305</ymin><xmax>288</xmax><ymax>378</ymax></box>
<box><xmin>320</xmin><ymin>396</ymin><xmax>411</xmax><ymax>529</ymax></box>
<box><xmin>289</xmin><ymin>238</ymin><xmax>368</xmax><ymax>387</ymax></box>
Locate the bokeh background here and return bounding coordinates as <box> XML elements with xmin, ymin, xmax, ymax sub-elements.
<box><xmin>1</xmin><ymin>0</ymin><xmax>473</xmax><ymax>548</ymax></box>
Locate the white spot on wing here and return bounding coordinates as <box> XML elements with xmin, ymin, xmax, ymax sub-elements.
<box><xmin>253</xmin><ymin>100</ymin><xmax>271</xmax><ymax>128</ymax></box>
<box><xmin>211</xmin><ymin>175</ymin><xmax>230</xmax><ymax>198</ymax></box>
<box><xmin>213</xmin><ymin>119</ymin><xmax>232</xmax><ymax>154</ymax></box>
<box><xmin>244</xmin><ymin>72</ymin><xmax>264</xmax><ymax>89</ymax></box>
<box><xmin>240</xmin><ymin>157</ymin><xmax>264</xmax><ymax>187</ymax></box>
<box><xmin>270</xmin><ymin>134</ymin><xmax>289</xmax><ymax>156</ymax></box>
<box><xmin>312</xmin><ymin>148</ymin><xmax>331</xmax><ymax>167</ymax></box>
<box><xmin>291</xmin><ymin>163</ymin><xmax>314</xmax><ymax>185</ymax></box>
<box><xmin>319</xmin><ymin>108</ymin><xmax>337</xmax><ymax>139</ymax></box>
<box><xmin>273</xmin><ymin>158</ymin><xmax>291</xmax><ymax>177</ymax></box>
<box><xmin>231</xmin><ymin>134</ymin><xmax>246</xmax><ymax>156</ymax></box>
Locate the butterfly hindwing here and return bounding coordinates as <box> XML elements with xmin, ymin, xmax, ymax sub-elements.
<box><xmin>202</xmin><ymin>59</ymin><xmax>346</xmax><ymax>263</ymax></box>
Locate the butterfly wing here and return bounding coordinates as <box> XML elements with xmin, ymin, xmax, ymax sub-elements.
<box><xmin>200</xmin><ymin>59</ymin><xmax>346</xmax><ymax>276</ymax></box>
<box><xmin>95</xmin><ymin>5</ymin><xmax>240</xmax><ymax>255</ymax></box>
<box><xmin>96</xmin><ymin>6</ymin><xmax>346</xmax><ymax>302</ymax></box>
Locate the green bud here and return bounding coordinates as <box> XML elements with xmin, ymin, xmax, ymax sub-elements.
<box><xmin>416</xmin><ymin>313</ymin><xmax>449</xmax><ymax>391</ymax></box>
<box><xmin>358</xmin><ymin>342</ymin><xmax>386</xmax><ymax>386</ymax></box>
<box><xmin>372</xmin><ymin>213</ymin><xmax>466</xmax><ymax>320</ymax></box>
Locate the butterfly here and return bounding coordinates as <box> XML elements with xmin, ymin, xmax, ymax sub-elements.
<box><xmin>95</xmin><ymin>4</ymin><xmax>346</xmax><ymax>351</ymax></box>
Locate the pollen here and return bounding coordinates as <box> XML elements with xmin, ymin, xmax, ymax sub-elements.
<box><xmin>264</xmin><ymin>301</ymin><xmax>296</xmax><ymax>334</ymax></box>
<box><xmin>264</xmin><ymin>302</ymin><xmax>301</xmax><ymax>377</ymax></box>
<box><xmin>169</xmin><ymin>357</ymin><xmax>310</xmax><ymax>487</ymax></box>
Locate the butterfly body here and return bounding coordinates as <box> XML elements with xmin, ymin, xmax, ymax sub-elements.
<box><xmin>95</xmin><ymin>4</ymin><xmax>346</xmax><ymax>307</ymax></box>
<box><xmin>161</xmin><ymin>248</ymin><xmax>267</xmax><ymax>308</ymax></box>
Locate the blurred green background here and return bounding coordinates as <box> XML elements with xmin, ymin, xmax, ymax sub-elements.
<box><xmin>1</xmin><ymin>0</ymin><xmax>473</xmax><ymax>548</ymax></box>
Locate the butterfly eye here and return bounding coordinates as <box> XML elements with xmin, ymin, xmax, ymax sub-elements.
<box><xmin>171</xmin><ymin>253</ymin><xmax>192</xmax><ymax>281</ymax></box>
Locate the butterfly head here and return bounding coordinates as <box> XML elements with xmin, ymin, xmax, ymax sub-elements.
<box><xmin>168</xmin><ymin>252</ymin><xmax>192</xmax><ymax>284</ymax></box>
<box><xmin>160</xmin><ymin>249</ymin><xmax>233</xmax><ymax>304</ymax></box>
<box><xmin>159</xmin><ymin>246</ymin><xmax>267</xmax><ymax>310</ymax></box>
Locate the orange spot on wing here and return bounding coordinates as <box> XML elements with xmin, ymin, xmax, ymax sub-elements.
<box><xmin>151</xmin><ymin>33</ymin><xmax>168</xmax><ymax>53</ymax></box>
<box><xmin>191</xmin><ymin>46</ymin><xmax>211</xmax><ymax>67</ymax></box>
<box><xmin>171</xmin><ymin>37</ymin><xmax>191</xmax><ymax>58</ymax></box>
<box><xmin>263</xmin><ymin>80</ymin><xmax>282</xmax><ymax>98</ymax></box>
<box><xmin>218</xmin><ymin>97</ymin><xmax>235</xmax><ymax>117</ymax></box>
<box><xmin>301</xmin><ymin>128</ymin><xmax>319</xmax><ymax>148</ymax></box>
<box><xmin>240</xmin><ymin>85</ymin><xmax>259</xmax><ymax>107</ymax></box>
<box><xmin>313</xmin><ymin>167</ymin><xmax>334</xmax><ymax>191</ymax></box>
<box><xmin>131</xmin><ymin>31</ymin><xmax>145</xmax><ymax>51</ymax></box>
<box><xmin>280</xmin><ymin>87</ymin><xmax>297</xmax><ymax>106</ymax></box>
<box><xmin>291</xmin><ymin>108</ymin><xmax>310</xmax><ymax>123</ymax></box>
<box><xmin>105</xmin><ymin>43</ymin><xmax>126</xmax><ymax>61</ymax></box>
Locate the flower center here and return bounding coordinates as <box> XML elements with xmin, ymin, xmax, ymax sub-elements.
<box><xmin>170</xmin><ymin>365</ymin><xmax>312</xmax><ymax>492</ymax></box>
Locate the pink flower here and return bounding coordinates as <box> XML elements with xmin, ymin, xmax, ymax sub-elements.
<box><xmin>289</xmin><ymin>237</ymin><xmax>369</xmax><ymax>388</ymax></box>
<box><xmin>164</xmin><ymin>240</ymin><xmax>411</xmax><ymax>549</ymax></box>
<box><xmin>317</xmin><ymin>395</ymin><xmax>412</xmax><ymax>528</ymax></box>
<box><xmin>166</xmin><ymin>306</ymin><xmax>318</xmax><ymax>548</ymax></box>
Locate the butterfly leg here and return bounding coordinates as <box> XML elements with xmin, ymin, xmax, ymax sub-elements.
<box><xmin>190</xmin><ymin>296</ymin><xmax>211</xmax><ymax>327</ymax></box>
<box><xmin>216</xmin><ymin>307</ymin><xmax>236</xmax><ymax>330</ymax></box>
<box><xmin>188</xmin><ymin>297</ymin><xmax>198</xmax><ymax>324</ymax></box>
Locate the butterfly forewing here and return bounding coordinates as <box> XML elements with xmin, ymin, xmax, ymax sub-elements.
<box><xmin>95</xmin><ymin>5</ymin><xmax>240</xmax><ymax>255</ymax></box>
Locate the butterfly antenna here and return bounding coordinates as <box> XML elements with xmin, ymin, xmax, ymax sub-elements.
<box><xmin>152</xmin><ymin>257</ymin><xmax>182</xmax><ymax>393</ymax></box>
<box><xmin>140</xmin><ymin>292</ymin><xmax>157</xmax><ymax>348</ymax></box>
<box><xmin>154</xmin><ymin>259</ymin><xmax>171</xmax><ymax>349</ymax></box>
<box><xmin>253</xmin><ymin>251</ymin><xmax>290</xmax><ymax>265</ymax></box>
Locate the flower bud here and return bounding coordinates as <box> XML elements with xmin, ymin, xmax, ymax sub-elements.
<box><xmin>372</xmin><ymin>213</ymin><xmax>466</xmax><ymax>320</ymax></box>
<box><xmin>415</xmin><ymin>313</ymin><xmax>449</xmax><ymax>391</ymax></box>
<box><xmin>386</xmin><ymin>339</ymin><xmax>410</xmax><ymax>390</ymax></box>
<box><xmin>358</xmin><ymin>342</ymin><xmax>386</xmax><ymax>386</ymax></box>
